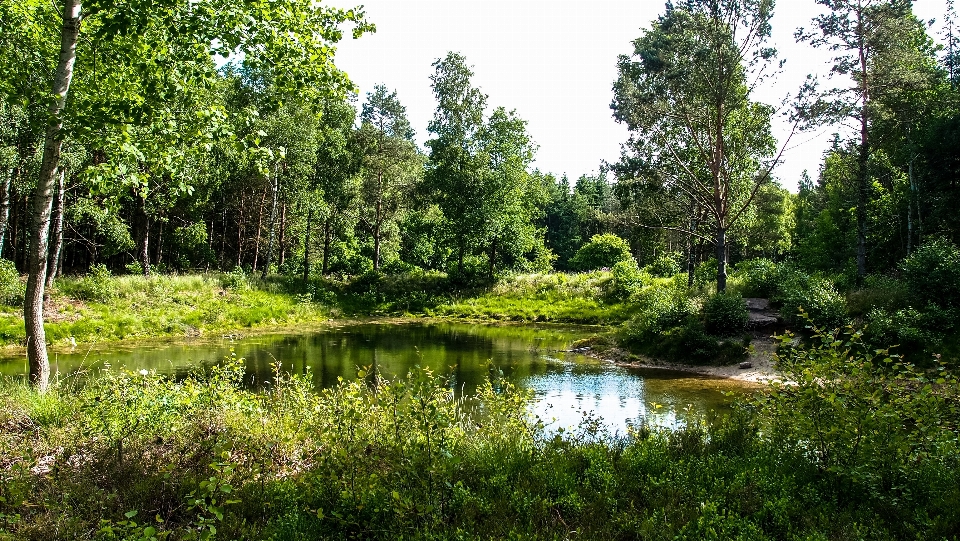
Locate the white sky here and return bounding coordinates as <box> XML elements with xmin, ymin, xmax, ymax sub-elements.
<box><xmin>334</xmin><ymin>0</ymin><xmax>950</xmax><ymax>191</ymax></box>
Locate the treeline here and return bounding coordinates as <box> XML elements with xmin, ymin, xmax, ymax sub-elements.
<box><xmin>5</xmin><ymin>2</ymin><xmax>958</xmax><ymax>290</ymax></box>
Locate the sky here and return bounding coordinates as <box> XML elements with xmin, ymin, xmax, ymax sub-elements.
<box><xmin>333</xmin><ymin>0</ymin><xmax>951</xmax><ymax>191</ymax></box>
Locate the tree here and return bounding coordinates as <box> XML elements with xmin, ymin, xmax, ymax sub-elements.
<box><xmin>477</xmin><ymin>107</ymin><xmax>544</xmax><ymax>278</ymax></box>
<box><xmin>425</xmin><ymin>52</ymin><xmax>489</xmax><ymax>277</ymax></box>
<box><xmin>356</xmin><ymin>85</ymin><xmax>421</xmax><ymax>271</ymax></box>
<box><xmin>612</xmin><ymin>0</ymin><xmax>786</xmax><ymax>292</ymax></box>
<box><xmin>797</xmin><ymin>0</ymin><xmax>921</xmax><ymax>282</ymax></box>
<box><xmin>11</xmin><ymin>0</ymin><xmax>372</xmax><ymax>391</ymax></box>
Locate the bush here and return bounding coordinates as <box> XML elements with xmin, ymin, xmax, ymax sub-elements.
<box><xmin>735</xmin><ymin>258</ymin><xmax>778</xmax><ymax>297</ymax></box>
<box><xmin>220</xmin><ymin>266</ymin><xmax>248</xmax><ymax>291</ymax></box>
<box><xmin>570</xmin><ymin>234</ymin><xmax>633</xmax><ymax>271</ymax></box>
<box><xmin>171</xmin><ymin>222</ymin><xmax>216</xmax><ymax>270</ymax></box>
<box><xmin>779</xmin><ymin>276</ymin><xmax>847</xmax><ymax>331</ymax></box>
<box><xmin>703</xmin><ymin>293</ymin><xmax>748</xmax><ymax>337</ymax></box>
<box><xmin>607</xmin><ymin>259</ymin><xmax>646</xmax><ymax>301</ymax></box>
<box><xmin>693</xmin><ymin>258</ymin><xmax>719</xmax><ymax>288</ymax></box>
<box><xmin>901</xmin><ymin>237</ymin><xmax>960</xmax><ymax>309</ymax></box>
<box><xmin>66</xmin><ymin>264</ymin><xmax>117</xmax><ymax>302</ymax></box>
<box><xmin>645</xmin><ymin>252</ymin><xmax>682</xmax><ymax>278</ymax></box>
<box><xmin>0</xmin><ymin>259</ymin><xmax>24</xmax><ymax>306</ymax></box>
<box><xmin>762</xmin><ymin>324</ymin><xmax>960</xmax><ymax>529</ymax></box>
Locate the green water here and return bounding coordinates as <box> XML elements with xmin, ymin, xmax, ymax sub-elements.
<box><xmin>0</xmin><ymin>321</ymin><xmax>754</xmax><ymax>432</ymax></box>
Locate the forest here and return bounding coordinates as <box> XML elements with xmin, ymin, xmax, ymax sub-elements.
<box><xmin>2</xmin><ymin>0</ymin><xmax>960</xmax><ymax>539</ymax></box>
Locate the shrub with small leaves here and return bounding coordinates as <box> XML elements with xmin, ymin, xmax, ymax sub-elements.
<box><xmin>570</xmin><ymin>234</ymin><xmax>633</xmax><ymax>271</ymax></box>
<box><xmin>735</xmin><ymin>258</ymin><xmax>778</xmax><ymax>297</ymax></box>
<box><xmin>645</xmin><ymin>252</ymin><xmax>682</xmax><ymax>278</ymax></box>
<box><xmin>67</xmin><ymin>264</ymin><xmax>117</xmax><ymax>302</ymax></box>
<box><xmin>607</xmin><ymin>259</ymin><xmax>646</xmax><ymax>301</ymax></box>
<box><xmin>0</xmin><ymin>259</ymin><xmax>23</xmax><ymax>306</ymax></box>
<box><xmin>703</xmin><ymin>293</ymin><xmax>748</xmax><ymax>337</ymax></box>
<box><xmin>901</xmin><ymin>237</ymin><xmax>960</xmax><ymax>310</ymax></box>
<box><xmin>219</xmin><ymin>267</ymin><xmax>248</xmax><ymax>291</ymax></box>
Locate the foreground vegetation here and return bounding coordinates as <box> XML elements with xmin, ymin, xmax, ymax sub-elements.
<box><xmin>1</xmin><ymin>326</ymin><xmax>958</xmax><ymax>540</ymax></box>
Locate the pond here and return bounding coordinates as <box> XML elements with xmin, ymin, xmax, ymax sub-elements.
<box><xmin>0</xmin><ymin>321</ymin><xmax>756</xmax><ymax>433</ymax></box>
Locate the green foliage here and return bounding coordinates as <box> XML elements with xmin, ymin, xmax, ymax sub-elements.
<box><xmin>703</xmin><ymin>293</ymin><xmax>748</xmax><ymax>337</ymax></box>
<box><xmin>777</xmin><ymin>275</ymin><xmax>847</xmax><ymax>331</ymax></box>
<box><xmin>901</xmin><ymin>237</ymin><xmax>960</xmax><ymax>310</ymax></box>
<box><xmin>171</xmin><ymin>222</ymin><xmax>215</xmax><ymax>271</ymax></box>
<box><xmin>62</xmin><ymin>264</ymin><xmax>118</xmax><ymax>303</ymax></box>
<box><xmin>762</xmin><ymin>322</ymin><xmax>960</xmax><ymax>534</ymax></box>
<box><xmin>644</xmin><ymin>252</ymin><xmax>682</xmax><ymax>278</ymax></box>
<box><xmin>570</xmin><ymin>234</ymin><xmax>633</xmax><ymax>271</ymax></box>
<box><xmin>219</xmin><ymin>267</ymin><xmax>248</xmax><ymax>291</ymax></box>
<box><xmin>0</xmin><ymin>259</ymin><xmax>23</xmax><ymax>307</ymax></box>
<box><xmin>607</xmin><ymin>259</ymin><xmax>646</xmax><ymax>301</ymax></box>
<box><xmin>734</xmin><ymin>258</ymin><xmax>778</xmax><ymax>298</ymax></box>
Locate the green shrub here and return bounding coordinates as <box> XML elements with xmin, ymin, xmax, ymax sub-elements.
<box><xmin>0</xmin><ymin>259</ymin><xmax>23</xmax><ymax>306</ymax></box>
<box><xmin>65</xmin><ymin>264</ymin><xmax>117</xmax><ymax>302</ymax></box>
<box><xmin>693</xmin><ymin>258</ymin><xmax>719</xmax><ymax>288</ymax></box>
<box><xmin>570</xmin><ymin>234</ymin><xmax>633</xmax><ymax>271</ymax></box>
<box><xmin>220</xmin><ymin>266</ymin><xmax>248</xmax><ymax>291</ymax></box>
<box><xmin>645</xmin><ymin>252</ymin><xmax>682</xmax><ymax>278</ymax></box>
<box><xmin>779</xmin><ymin>276</ymin><xmax>847</xmax><ymax>331</ymax></box>
<box><xmin>762</xmin><ymin>324</ymin><xmax>960</xmax><ymax>529</ymax></box>
<box><xmin>735</xmin><ymin>258</ymin><xmax>778</xmax><ymax>297</ymax></box>
<box><xmin>901</xmin><ymin>237</ymin><xmax>960</xmax><ymax>309</ymax></box>
<box><xmin>703</xmin><ymin>293</ymin><xmax>748</xmax><ymax>337</ymax></box>
<box><xmin>846</xmin><ymin>274</ymin><xmax>909</xmax><ymax>317</ymax></box>
<box><xmin>171</xmin><ymin>222</ymin><xmax>216</xmax><ymax>270</ymax></box>
<box><xmin>620</xmin><ymin>281</ymin><xmax>694</xmax><ymax>344</ymax></box>
<box><xmin>607</xmin><ymin>259</ymin><xmax>646</xmax><ymax>301</ymax></box>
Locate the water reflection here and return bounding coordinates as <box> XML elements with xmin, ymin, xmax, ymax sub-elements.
<box><xmin>0</xmin><ymin>322</ymin><xmax>752</xmax><ymax>431</ymax></box>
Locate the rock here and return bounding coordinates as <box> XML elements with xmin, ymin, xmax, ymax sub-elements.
<box><xmin>739</xmin><ymin>361</ymin><xmax>753</xmax><ymax>369</ymax></box>
<box><xmin>744</xmin><ymin>298</ymin><xmax>770</xmax><ymax>311</ymax></box>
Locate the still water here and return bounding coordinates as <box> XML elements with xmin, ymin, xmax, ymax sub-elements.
<box><xmin>0</xmin><ymin>321</ymin><xmax>754</xmax><ymax>432</ymax></box>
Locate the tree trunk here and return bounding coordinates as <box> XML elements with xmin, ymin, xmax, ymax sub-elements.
<box><xmin>25</xmin><ymin>0</ymin><xmax>82</xmax><ymax>392</ymax></box>
<box><xmin>45</xmin><ymin>168</ymin><xmax>67</xmax><ymax>290</ymax></box>
<box><xmin>236</xmin><ymin>191</ymin><xmax>245</xmax><ymax>268</ymax></box>
<box><xmin>0</xmin><ymin>168</ymin><xmax>13</xmax><ymax>258</ymax></box>
<box><xmin>322</xmin><ymin>216</ymin><xmax>331</xmax><ymax>275</ymax></box>
<box><xmin>278</xmin><ymin>200</ymin><xmax>287</xmax><ymax>267</ymax></box>
<box><xmin>252</xmin><ymin>187</ymin><xmax>267</xmax><ymax>271</ymax></box>
<box><xmin>687</xmin><ymin>199</ymin><xmax>698</xmax><ymax>288</ymax></box>
<box><xmin>715</xmin><ymin>226</ymin><xmax>727</xmax><ymax>293</ymax></box>
<box><xmin>303</xmin><ymin>206</ymin><xmax>312</xmax><ymax>281</ymax></box>
<box><xmin>373</xmin><ymin>170</ymin><xmax>383</xmax><ymax>271</ymax></box>
<box><xmin>261</xmin><ymin>163</ymin><xmax>279</xmax><ymax>279</ymax></box>
<box><xmin>487</xmin><ymin>237</ymin><xmax>497</xmax><ymax>281</ymax></box>
<box><xmin>855</xmin><ymin>12</ymin><xmax>869</xmax><ymax>286</ymax></box>
<box><xmin>137</xmin><ymin>194</ymin><xmax>151</xmax><ymax>276</ymax></box>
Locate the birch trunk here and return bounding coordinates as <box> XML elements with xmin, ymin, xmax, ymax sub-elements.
<box><xmin>261</xmin><ymin>163</ymin><xmax>279</xmax><ymax>279</ymax></box>
<box><xmin>0</xmin><ymin>169</ymin><xmax>12</xmax><ymax>258</ymax></box>
<box><xmin>25</xmin><ymin>0</ymin><xmax>82</xmax><ymax>391</ymax></box>
<box><xmin>45</xmin><ymin>168</ymin><xmax>67</xmax><ymax>289</ymax></box>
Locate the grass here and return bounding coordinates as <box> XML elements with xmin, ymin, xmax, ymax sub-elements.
<box><xmin>1</xmin><ymin>349</ymin><xmax>958</xmax><ymax>540</ymax></box>
<box><xmin>0</xmin><ymin>273</ymin><xmax>329</xmax><ymax>350</ymax></box>
<box><xmin>430</xmin><ymin>271</ymin><xmax>640</xmax><ymax>324</ymax></box>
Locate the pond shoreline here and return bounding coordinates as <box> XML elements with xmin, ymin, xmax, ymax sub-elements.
<box><xmin>573</xmin><ymin>331</ymin><xmax>781</xmax><ymax>384</ymax></box>
<box><xmin>2</xmin><ymin>316</ymin><xmax>781</xmax><ymax>384</ymax></box>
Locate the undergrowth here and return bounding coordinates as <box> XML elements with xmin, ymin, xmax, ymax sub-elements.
<box><xmin>1</xmin><ymin>338</ymin><xmax>958</xmax><ymax>540</ymax></box>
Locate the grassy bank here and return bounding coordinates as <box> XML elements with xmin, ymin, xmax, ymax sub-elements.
<box><xmin>0</xmin><ymin>271</ymin><xmax>328</xmax><ymax>350</ymax></box>
<box><xmin>1</xmin><ymin>328</ymin><xmax>958</xmax><ymax>540</ymax></box>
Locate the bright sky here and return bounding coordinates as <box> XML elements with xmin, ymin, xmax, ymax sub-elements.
<box><xmin>334</xmin><ymin>1</ymin><xmax>951</xmax><ymax>191</ymax></box>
